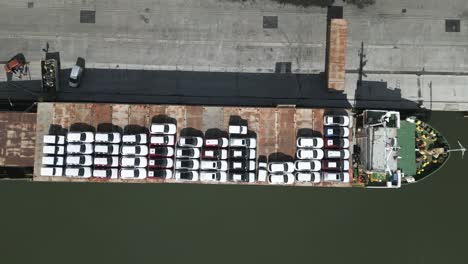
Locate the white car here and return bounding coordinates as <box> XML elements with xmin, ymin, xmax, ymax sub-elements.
<box><xmin>67</xmin><ymin>132</ymin><xmax>94</xmax><ymax>143</ymax></box>
<box><xmin>295</xmin><ymin>172</ymin><xmax>321</xmax><ymax>183</ymax></box>
<box><xmin>229</xmin><ymin>148</ymin><xmax>256</xmax><ymax>159</ymax></box>
<box><xmin>324</xmin><ymin>115</ymin><xmax>350</xmax><ymax>127</ymax></box>
<box><xmin>42</xmin><ymin>156</ymin><xmax>64</xmax><ymax>166</ymax></box>
<box><xmin>200</xmin><ymin>171</ymin><xmax>228</xmax><ymax>182</ymax></box>
<box><xmin>150</xmin><ymin>123</ymin><xmax>176</xmax><ymax>134</ymax></box>
<box><xmin>66</xmin><ymin>155</ymin><xmax>93</xmax><ymax>166</ymax></box>
<box><xmin>95</xmin><ymin>132</ymin><xmax>121</xmax><ymax>143</ymax></box>
<box><xmin>150</xmin><ymin>135</ymin><xmax>175</xmax><ymax>146</ymax></box>
<box><xmin>175</xmin><ymin>159</ymin><xmax>200</xmax><ymax>170</ymax></box>
<box><xmin>120</xmin><ymin>157</ymin><xmax>148</xmax><ymax>168</ymax></box>
<box><xmin>268</xmin><ymin>174</ymin><xmax>295</xmax><ymax>185</ymax></box>
<box><xmin>121</xmin><ymin>145</ymin><xmax>149</xmax><ymax>156</ymax></box>
<box><xmin>322</xmin><ymin>172</ymin><xmax>350</xmax><ymax>183</ymax></box>
<box><xmin>296</xmin><ymin>137</ymin><xmax>324</xmax><ymax>148</ymax></box>
<box><xmin>94</xmin><ymin>156</ymin><xmax>119</xmax><ymax>167</ymax></box>
<box><xmin>324</xmin><ymin>149</ymin><xmax>350</xmax><ymax>159</ymax></box>
<box><xmin>120</xmin><ymin>168</ymin><xmax>147</xmax><ymax>179</ymax></box>
<box><xmin>202</xmin><ymin>149</ymin><xmax>228</xmax><ymax>159</ymax></box>
<box><xmin>229</xmin><ymin>125</ymin><xmax>247</xmax><ymax>135</ymax></box>
<box><xmin>176</xmin><ymin>148</ymin><xmax>201</xmax><ymax>158</ymax></box>
<box><xmin>294</xmin><ymin>160</ymin><xmax>321</xmax><ymax>172</ymax></box>
<box><xmin>229</xmin><ymin>138</ymin><xmax>256</xmax><ymax>148</ymax></box>
<box><xmin>267</xmin><ymin>162</ymin><xmax>294</xmax><ymax>173</ymax></box>
<box><xmin>93</xmin><ymin>168</ymin><xmax>118</xmax><ymax>179</ymax></box>
<box><xmin>65</xmin><ymin>167</ymin><xmax>92</xmax><ymax>178</ymax></box>
<box><xmin>175</xmin><ymin>170</ymin><xmax>199</xmax><ymax>181</ymax></box>
<box><xmin>148</xmin><ymin>169</ymin><xmax>173</xmax><ymax>179</ymax></box>
<box><xmin>122</xmin><ymin>134</ymin><xmax>147</xmax><ymax>144</ymax></box>
<box><xmin>322</xmin><ymin>160</ymin><xmax>350</xmax><ymax>171</ymax></box>
<box><xmin>40</xmin><ymin>167</ymin><xmax>63</xmax><ymax>176</ymax></box>
<box><xmin>149</xmin><ymin>147</ymin><xmax>175</xmax><ymax>157</ymax></box>
<box><xmin>94</xmin><ymin>144</ymin><xmax>120</xmax><ymax>155</ymax></box>
<box><xmin>178</xmin><ymin>136</ymin><xmax>203</xmax><ymax>147</ymax></box>
<box><xmin>201</xmin><ymin>160</ymin><xmax>228</xmax><ymax>171</ymax></box>
<box><xmin>43</xmin><ymin>145</ymin><xmax>65</xmax><ymax>155</ymax></box>
<box><xmin>43</xmin><ymin>135</ymin><xmax>65</xmax><ymax>145</ymax></box>
<box><xmin>229</xmin><ymin>160</ymin><xmax>256</xmax><ymax>171</ymax></box>
<box><xmin>205</xmin><ymin>138</ymin><xmax>228</xmax><ymax>148</ymax></box>
<box><xmin>296</xmin><ymin>149</ymin><xmax>324</xmax><ymax>160</ymax></box>
<box><xmin>230</xmin><ymin>172</ymin><xmax>256</xmax><ymax>183</ymax></box>
<box><xmin>258</xmin><ymin>168</ymin><xmax>268</xmax><ymax>182</ymax></box>
<box><xmin>66</xmin><ymin>143</ymin><xmax>93</xmax><ymax>154</ymax></box>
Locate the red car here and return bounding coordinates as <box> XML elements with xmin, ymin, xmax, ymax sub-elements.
<box><xmin>4</xmin><ymin>53</ymin><xmax>26</xmax><ymax>73</ymax></box>
<box><xmin>324</xmin><ymin>138</ymin><xmax>350</xmax><ymax>149</ymax></box>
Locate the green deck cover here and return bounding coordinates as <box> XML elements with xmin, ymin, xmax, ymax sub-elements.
<box><xmin>398</xmin><ymin>121</ymin><xmax>416</xmax><ymax>176</ymax></box>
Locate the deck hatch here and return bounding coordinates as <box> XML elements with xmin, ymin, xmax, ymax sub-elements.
<box><xmin>445</xmin><ymin>19</ymin><xmax>460</xmax><ymax>32</ymax></box>
<box><xmin>275</xmin><ymin>62</ymin><xmax>291</xmax><ymax>73</ymax></box>
<box><xmin>80</xmin><ymin>10</ymin><xmax>96</xmax><ymax>24</ymax></box>
<box><xmin>263</xmin><ymin>16</ymin><xmax>278</xmax><ymax>29</ymax></box>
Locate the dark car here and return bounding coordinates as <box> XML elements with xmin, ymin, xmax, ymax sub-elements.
<box><xmin>323</xmin><ymin>126</ymin><xmax>350</xmax><ymax>138</ymax></box>
<box><xmin>149</xmin><ymin>147</ymin><xmax>174</xmax><ymax>157</ymax></box>
<box><xmin>324</xmin><ymin>138</ymin><xmax>350</xmax><ymax>149</ymax></box>
<box><xmin>149</xmin><ymin>169</ymin><xmax>173</xmax><ymax>179</ymax></box>
<box><xmin>148</xmin><ymin>158</ymin><xmax>174</xmax><ymax>168</ymax></box>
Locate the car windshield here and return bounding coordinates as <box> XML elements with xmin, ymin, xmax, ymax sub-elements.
<box><xmin>69</xmin><ymin>77</ymin><xmax>78</xmax><ymax>83</ymax></box>
<box><xmin>181</xmin><ymin>172</ymin><xmax>191</xmax><ymax>179</ymax></box>
<box><xmin>106</xmin><ymin>170</ymin><xmax>111</xmax><ymax>177</ymax></box>
<box><xmin>135</xmin><ymin>159</ymin><xmax>140</xmax><ymax>166</ymax></box>
<box><xmin>181</xmin><ymin>161</ymin><xmax>192</xmax><ymax>167</ymax></box>
<box><xmin>80</xmin><ymin>145</ymin><xmax>86</xmax><ymax>152</ymax></box>
<box><xmin>156</xmin><ymin>148</ymin><xmax>166</xmax><ymax>154</ymax></box>
<box><xmin>333</xmin><ymin>117</ymin><xmax>342</xmax><ymax>123</ymax></box>
<box><xmin>135</xmin><ymin>135</ymin><xmax>141</xmax><ymax>142</ymax></box>
<box><xmin>163</xmin><ymin>125</ymin><xmax>169</xmax><ymax>133</ymax></box>
<box><xmin>215</xmin><ymin>173</ymin><xmax>221</xmax><ymax>180</ymax></box>
<box><xmin>182</xmin><ymin>149</ymin><xmax>192</xmax><ymax>155</ymax></box>
<box><xmin>185</xmin><ymin>138</ymin><xmax>195</xmax><ymax>145</ymax></box>
<box><xmin>78</xmin><ymin>168</ymin><xmax>84</xmax><ymax>176</ymax></box>
<box><xmin>134</xmin><ymin>170</ymin><xmax>140</xmax><ymax>177</ymax></box>
<box><xmin>108</xmin><ymin>134</ymin><xmax>114</xmax><ymax>141</ymax></box>
<box><xmin>80</xmin><ymin>133</ymin><xmax>86</xmax><ymax>141</ymax></box>
<box><xmin>107</xmin><ymin>157</ymin><xmax>113</xmax><ymax>164</ymax></box>
<box><xmin>135</xmin><ymin>146</ymin><xmax>141</xmax><ymax>153</ymax></box>
<box><xmin>79</xmin><ymin>156</ymin><xmax>85</xmax><ymax>163</ymax></box>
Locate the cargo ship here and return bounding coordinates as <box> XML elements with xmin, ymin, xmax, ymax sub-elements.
<box><xmin>0</xmin><ymin>102</ymin><xmax>450</xmax><ymax>188</ymax></box>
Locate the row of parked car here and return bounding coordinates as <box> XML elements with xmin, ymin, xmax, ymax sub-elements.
<box><xmin>254</xmin><ymin>115</ymin><xmax>353</xmax><ymax>184</ymax></box>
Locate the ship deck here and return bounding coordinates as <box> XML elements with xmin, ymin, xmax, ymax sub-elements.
<box><xmin>34</xmin><ymin>102</ymin><xmax>353</xmax><ymax>187</ymax></box>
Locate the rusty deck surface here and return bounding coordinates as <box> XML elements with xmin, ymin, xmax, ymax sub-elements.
<box><xmin>34</xmin><ymin>102</ymin><xmax>352</xmax><ymax>187</ymax></box>
<box><xmin>0</xmin><ymin>112</ymin><xmax>36</xmax><ymax>167</ymax></box>
<box><xmin>327</xmin><ymin>19</ymin><xmax>347</xmax><ymax>92</ymax></box>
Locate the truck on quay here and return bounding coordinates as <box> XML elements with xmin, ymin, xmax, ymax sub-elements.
<box><xmin>41</xmin><ymin>52</ymin><xmax>60</xmax><ymax>92</ymax></box>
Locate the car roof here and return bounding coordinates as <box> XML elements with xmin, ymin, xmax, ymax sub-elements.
<box><xmin>70</xmin><ymin>65</ymin><xmax>81</xmax><ymax>77</ymax></box>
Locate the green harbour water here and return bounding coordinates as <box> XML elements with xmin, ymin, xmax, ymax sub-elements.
<box><xmin>0</xmin><ymin>111</ymin><xmax>467</xmax><ymax>264</ymax></box>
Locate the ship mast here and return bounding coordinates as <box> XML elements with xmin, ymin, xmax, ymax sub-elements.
<box><xmin>446</xmin><ymin>141</ymin><xmax>466</xmax><ymax>159</ymax></box>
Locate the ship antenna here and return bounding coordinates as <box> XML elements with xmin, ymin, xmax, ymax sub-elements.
<box><xmin>447</xmin><ymin>141</ymin><xmax>466</xmax><ymax>159</ymax></box>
